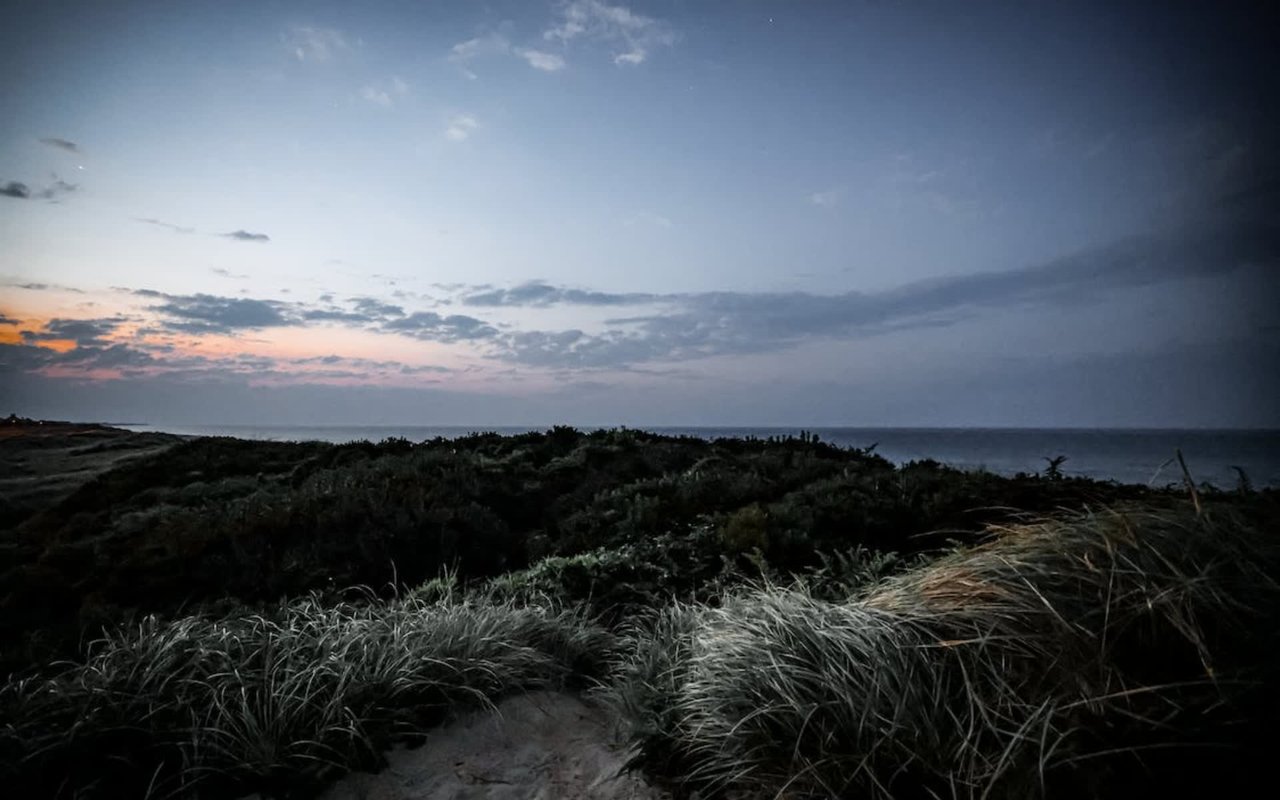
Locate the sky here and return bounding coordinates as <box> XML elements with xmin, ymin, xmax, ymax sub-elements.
<box><xmin>0</xmin><ymin>0</ymin><xmax>1276</xmax><ymax>427</ymax></box>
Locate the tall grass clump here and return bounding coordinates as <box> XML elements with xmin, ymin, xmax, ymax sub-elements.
<box><xmin>613</xmin><ymin>504</ymin><xmax>1280</xmax><ymax>799</ymax></box>
<box><xmin>0</xmin><ymin>593</ymin><xmax>615</xmax><ymax>799</ymax></box>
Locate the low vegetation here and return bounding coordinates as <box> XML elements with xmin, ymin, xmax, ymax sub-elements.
<box><xmin>0</xmin><ymin>424</ymin><xmax>1274</xmax><ymax>798</ymax></box>
<box><xmin>1</xmin><ymin>594</ymin><xmax>613</xmax><ymax>799</ymax></box>
<box><xmin>611</xmin><ymin>506</ymin><xmax>1279</xmax><ymax>798</ymax></box>
<box><xmin>0</xmin><ymin>426</ymin><xmax>1158</xmax><ymax>673</ymax></box>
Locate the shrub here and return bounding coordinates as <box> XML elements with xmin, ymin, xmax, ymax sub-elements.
<box><xmin>719</xmin><ymin>503</ymin><xmax>769</xmax><ymax>554</ymax></box>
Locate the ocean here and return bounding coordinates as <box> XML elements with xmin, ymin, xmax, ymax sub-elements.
<box><xmin>116</xmin><ymin>424</ymin><xmax>1280</xmax><ymax>489</ymax></box>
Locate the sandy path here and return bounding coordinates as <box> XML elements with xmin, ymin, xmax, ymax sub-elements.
<box><xmin>319</xmin><ymin>691</ymin><xmax>670</xmax><ymax>800</ymax></box>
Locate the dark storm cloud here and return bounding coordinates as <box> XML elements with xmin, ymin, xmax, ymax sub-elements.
<box><xmin>39</xmin><ymin>137</ymin><xmax>79</xmax><ymax>153</ymax></box>
<box><xmin>21</xmin><ymin>317</ymin><xmax>126</xmax><ymax>347</ymax></box>
<box><xmin>460</xmin><ymin>281</ymin><xmax>655</xmax><ymax>307</ymax></box>
<box><xmin>1</xmin><ymin>181</ymin><xmax>30</xmax><ymax>199</ymax></box>
<box><xmin>221</xmin><ymin>230</ymin><xmax>271</xmax><ymax>243</ymax></box>
<box><xmin>149</xmin><ymin>293</ymin><xmax>296</xmax><ymax>333</ymax></box>
<box><xmin>137</xmin><ymin>217</ymin><xmax>196</xmax><ymax>234</ymax></box>
<box><xmin>383</xmin><ymin>311</ymin><xmax>499</xmax><ymax>343</ymax></box>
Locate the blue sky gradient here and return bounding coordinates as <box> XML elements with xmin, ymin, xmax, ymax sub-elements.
<box><xmin>1</xmin><ymin>1</ymin><xmax>1276</xmax><ymax>426</ymax></box>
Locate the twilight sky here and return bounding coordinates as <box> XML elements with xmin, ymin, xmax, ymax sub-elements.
<box><xmin>1</xmin><ymin>0</ymin><xmax>1276</xmax><ymax>427</ymax></box>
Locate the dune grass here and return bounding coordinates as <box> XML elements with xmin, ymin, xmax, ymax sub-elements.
<box><xmin>0</xmin><ymin>593</ymin><xmax>615</xmax><ymax>799</ymax></box>
<box><xmin>4</xmin><ymin>491</ymin><xmax>1275</xmax><ymax>799</ymax></box>
<box><xmin>610</xmin><ymin>505</ymin><xmax>1280</xmax><ymax>799</ymax></box>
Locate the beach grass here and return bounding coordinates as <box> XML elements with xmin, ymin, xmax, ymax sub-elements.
<box><xmin>608</xmin><ymin>505</ymin><xmax>1280</xmax><ymax>798</ymax></box>
<box><xmin>0</xmin><ymin>594</ymin><xmax>614</xmax><ymax>798</ymax></box>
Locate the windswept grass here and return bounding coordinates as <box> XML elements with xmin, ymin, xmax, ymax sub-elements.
<box><xmin>0</xmin><ymin>594</ymin><xmax>615</xmax><ymax>799</ymax></box>
<box><xmin>611</xmin><ymin>505</ymin><xmax>1280</xmax><ymax>799</ymax></box>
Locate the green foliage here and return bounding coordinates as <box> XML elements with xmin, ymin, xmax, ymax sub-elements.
<box><xmin>719</xmin><ymin>503</ymin><xmax>769</xmax><ymax>553</ymax></box>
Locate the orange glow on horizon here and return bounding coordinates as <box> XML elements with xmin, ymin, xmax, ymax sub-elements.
<box><xmin>36</xmin><ymin>339</ymin><xmax>77</xmax><ymax>353</ymax></box>
<box><xmin>3</xmin><ymin>302</ymin><xmax>492</xmax><ymax>387</ymax></box>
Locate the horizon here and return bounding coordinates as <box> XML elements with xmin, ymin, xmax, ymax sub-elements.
<box><xmin>89</xmin><ymin>420</ymin><xmax>1280</xmax><ymax>434</ymax></box>
<box><xmin>3</xmin><ymin>1</ymin><xmax>1278</xmax><ymax>428</ymax></box>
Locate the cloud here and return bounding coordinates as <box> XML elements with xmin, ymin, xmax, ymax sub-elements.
<box><xmin>149</xmin><ymin>293</ymin><xmax>296</xmax><ymax>334</ymax></box>
<box><xmin>360</xmin><ymin>86</ymin><xmax>392</xmax><ymax>107</ymax></box>
<box><xmin>0</xmin><ymin>314</ymin><xmax>19</xmax><ymax>325</ymax></box>
<box><xmin>221</xmin><ymin>230</ymin><xmax>271</xmax><ymax>243</ymax></box>
<box><xmin>448</xmin><ymin>32</ymin><xmax>511</xmax><ymax>78</ymax></box>
<box><xmin>448</xmin><ymin>32</ymin><xmax>568</xmax><ymax>75</ymax></box>
<box><xmin>39</xmin><ymin>137</ymin><xmax>80</xmax><ymax>153</ymax></box>
<box><xmin>350</xmin><ymin>297</ymin><xmax>405</xmax><ymax>318</ymax></box>
<box><xmin>1</xmin><ymin>179</ymin><xmax>77</xmax><ymax>201</ymax></box>
<box><xmin>34</xmin><ymin>179</ymin><xmax>78</xmax><ymax>201</ymax></box>
<box><xmin>139</xmin><ymin>220</ymin><xmax>266</xmax><ymax>241</ymax></box>
<box><xmin>460</xmin><ymin>281</ymin><xmax>656</xmax><ymax>308</ymax></box>
<box><xmin>809</xmin><ymin>188</ymin><xmax>843</xmax><ymax>207</ymax></box>
<box><xmin>211</xmin><ymin>267</ymin><xmax>249</xmax><ymax>278</ymax></box>
<box><xmin>137</xmin><ymin>217</ymin><xmax>195</xmax><ymax>234</ymax></box>
<box><xmin>8</xmin><ymin>211</ymin><xmax>1270</xmax><ymax>379</ymax></box>
<box><xmin>445</xmin><ymin>114</ymin><xmax>479</xmax><ymax>142</ymax></box>
<box><xmin>288</xmin><ymin>354</ymin><xmax>451</xmax><ymax>375</ymax></box>
<box><xmin>544</xmin><ymin>0</ymin><xmax>676</xmax><ymax>65</ymax></box>
<box><xmin>383</xmin><ymin>311</ymin><xmax>499</xmax><ymax>343</ymax></box>
<box><xmin>0</xmin><ymin>342</ymin><xmax>159</xmax><ymax>374</ymax></box>
<box><xmin>450</xmin><ymin>33</ymin><xmax>510</xmax><ymax>61</ymax></box>
<box><xmin>132</xmin><ymin>289</ymin><xmax>410</xmax><ymax>335</ymax></box>
<box><xmin>0</xmin><ymin>280</ymin><xmax>86</xmax><ymax>296</ymax></box>
<box><xmin>361</xmin><ymin>76</ymin><xmax>409</xmax><ymax>107</ymax></box>
<box><xmin>514</xmin><ymin>48</ymin><xmax>566</xmax><ymax>72</ymax></box>
<box><xmin>21</xmin><ymin>317</ymin><xmax>126</xmax><ymax>347</ymax></box>
<box><xmin>285</xmin><ymin>26</ymin><xmax>349</xmax><ymax>62</ymax></box>
<box><xmin>470</xmin><ymin>220</ymin><xmax>1279</xmax><ymax>368</ymax></box>
<box><xmin>298</xmin><ymin>295</ymin><xmax>403</xmax><ymax>323</ymax></box>
<box><xmin>302</xmin><ymin>308</ymin><xmax>377</xmax><ymax>323</ymax></box>
<box><xmin>625</xmin><ymin>210</ymin><xmax>673</xmax><ymax>228</ymax></box>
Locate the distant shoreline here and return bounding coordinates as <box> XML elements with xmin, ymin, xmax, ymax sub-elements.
<box><xmin>6</xmin><ymin>418</ymin><xmax>1279</xmax><ymax>487</ymax></box>
<box><xmin>114</xmin><ymin>421</ymin><xmax>1280</xmax><ymax>433</ymax></box>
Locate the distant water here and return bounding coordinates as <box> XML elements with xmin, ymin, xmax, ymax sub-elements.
<box><xmin>118</xmin><ymin>424</ymin><xmax>1280</xmax><ymax>489</ymax></box>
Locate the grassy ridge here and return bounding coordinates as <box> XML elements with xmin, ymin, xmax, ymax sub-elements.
<box><xmin>4</xmin><ymin>502</ymin><xmax>1275</xmax><ymax>799</ymax></box>
<box><xmin>2</xmin><ymin>427</ymin><xmax>1273</xmax><ymax>798</ymax></box>
<box><xmin>611</xmin><ymin>505</ymin><xmax>1280</xmax><ymax>798</ymax></box>
<box><xmin>1</xmin><ymin>427</ymin><xmax>1157</xmax><ymax>673</ymax></box>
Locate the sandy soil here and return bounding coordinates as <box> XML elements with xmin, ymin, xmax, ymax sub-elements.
<box><xmin>318</xmin><ymin>691</ymin><xmax>670</xmax><ymax>800</ymax></box>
